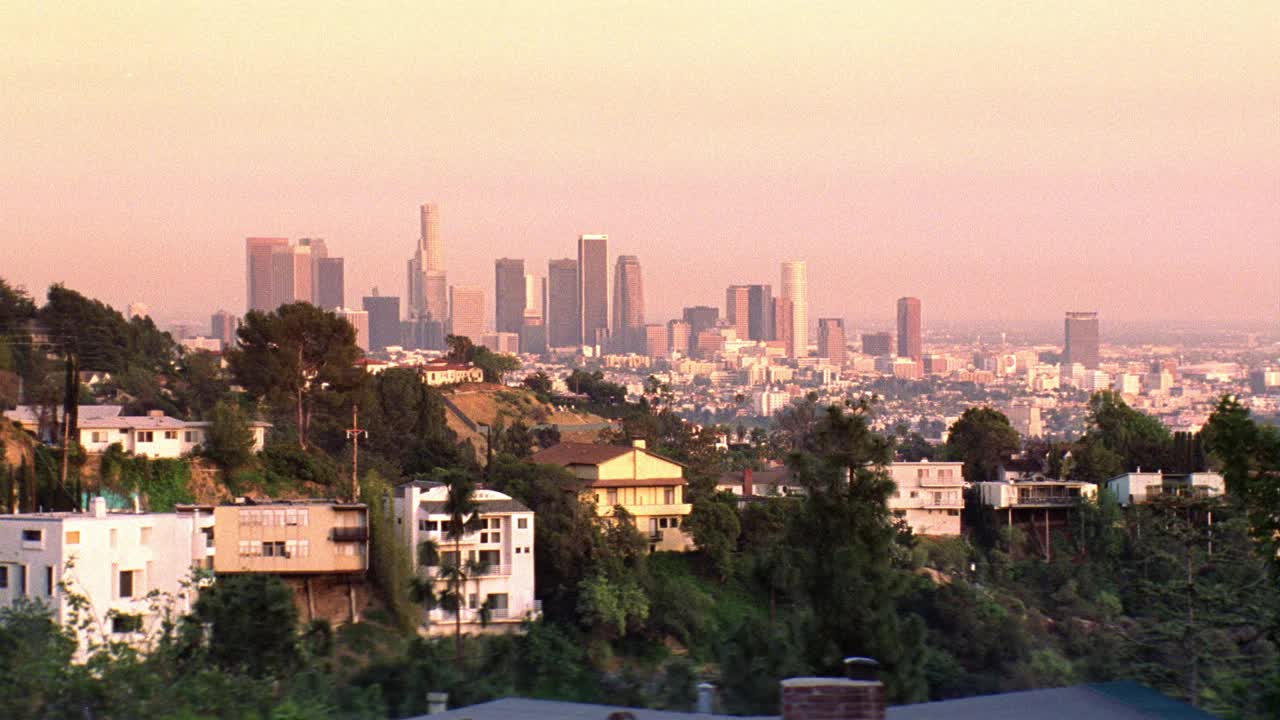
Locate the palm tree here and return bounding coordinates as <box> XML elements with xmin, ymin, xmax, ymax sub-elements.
<box><xmin>440</xmin><ymin>468</ymin><xmax>483</xmax><ymax>659</ymax></box>
<box><xmin>409</xmin><ymin>538</ymin><xmax>440</xmax><ymax>627</ymax></box>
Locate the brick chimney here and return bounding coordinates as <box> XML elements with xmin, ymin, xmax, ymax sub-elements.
<box><xmin>742</xmin><ymin>468</ymin><xmax>754</xmax><ymax>497</ymax></box>
<box><xmin>781</xmin><ymin>676</ymin><xmax>884</xmax><ymax>720</ymax></box>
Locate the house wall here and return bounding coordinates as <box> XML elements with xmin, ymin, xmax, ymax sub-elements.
<box><xmin>213</xmin><ymin>504</ymin><xmax>367</xmax><ymax>574</ymax></box>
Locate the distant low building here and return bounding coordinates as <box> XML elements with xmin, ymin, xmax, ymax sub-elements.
<box><xmin>418</xmin><ymin>362</ymin><xmax>485</xmax><ymax>386</ymax></box>
<box><xmin>75</xmin><ymin>410</ymin><xmax>270</xmax><ymax>458</ymax></box>
<box><xmin>1106</xmin><ymin>471</ymin><xmax>1224</xmax><ymax>506</ymax></box>
<box><xmin>886</xmin><ymin>461</ymin><xmax>964</xmax><ymax>536</ymax></box>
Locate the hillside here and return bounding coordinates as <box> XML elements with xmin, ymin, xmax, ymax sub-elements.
<box><xmin>441</xmin><ymin>383</ymin><xmax>613</xmax><ymax>459</ymax></box>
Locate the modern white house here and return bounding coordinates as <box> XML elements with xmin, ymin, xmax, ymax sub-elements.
<box><xmin>0</xmin><ymin>498</ymin><xmax>206</xmax><ymax>657</ymax></box>
<box><xmin>1105</xmin><ymin>471</ymin><xmax>1225</xmax><ymax>506</ymax></box>
<box><xmin>886</xmin><ymin>461</ymin><xmax>965</xmax><ymax>536</ymax></box>
<box><xmin>77</xmin><ymin>410</ymin><xmax>270</xmax><ymax>458</ymax></box>
<box><xmin>394</xmin><ymin>480</ymin><xmax>538</xmax><ymax>634</ymax></box>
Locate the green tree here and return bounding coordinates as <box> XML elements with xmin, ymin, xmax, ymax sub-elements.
<box><xmin>191</xmin><ymin>574</ymin><xmax>300</xmax><ymax>677</ymax></box>
<box><xmin>445</xmin><ymin>334</ymin><xmax>476</xmax><ymax>363</ymax></box>
<box><xmin>226</xmin><ymin>303</ymin><xmax>362</xmax><ymax>449</ymax></box>
<box><xmin>946</xmin><ymin>407</ymin><xmax>1022</xmax><ymax>483</ymax></box>
<box><xmin>437</xmin><ymin>467</ymin><xmax>483</xmax><ymax>659</ymax></box>
<box><xmin>473</xmin><ymin>347</ymin><xmax>520</xmax><ymax>384</ymax></box>
<box><xmin>522</xmin><ymin>371</ymin><xmax>553</xmax><ymax>396</ymax></box>
<box><xmin>1080</xmin><ymin>391</ymin><xmax>1173</xmax><ymax>473</ymax></box>
<box><xmin>203</xmin><ymin>400</ymin><xmax>257</xmax><ymax>472</ymax></box>
<box><xmin>685</xmin><ymin>490</ymin><xmax>741</xmax><ymax>580</ymax></box>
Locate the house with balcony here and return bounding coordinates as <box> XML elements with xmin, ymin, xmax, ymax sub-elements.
<box><xmin>1106</xmin><ymin>471</ymin><xmax>1225</xmax><ymax>506</ymax></box>
<box><xmin>531</xmin><ymin>440</ymin><xmax>693</xmax><ymax>552</ymax></box>
<box><xmin>886</xmin><ymin>461</ymin><xmax>964</xmax><ymax>536</ymax></box>
<box><xmin>980</xmin><ymin>469</ymin><xmax>1097</xmax><ymax>558</ymax></box>
<box><xmin>0</xmin><ymin>497</ymin><xmax>206</xmax><ymax>658</ymax></box>
<box><xmin>716</xmin><ymin>466</ymin><xmax>802</xmax><ymax>501</ymax></box>
<box><xmin>212</xmin><ymin>499</ymin><xmax>368</xmax><ymax>624</ymax></box>
<box><xmin>394</xmin><ymin>480</ymin><xmax>537</xmax><ymax>634</ymax></box>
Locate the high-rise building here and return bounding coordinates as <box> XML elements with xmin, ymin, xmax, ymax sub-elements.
<box><xmin>682</xmin><ymin>306</ymin><xmax>719</xmax><ymax>340</ymax></box>
<box><xmin>314</xmin><ymin>257</ymin><xmax>345</xmax><ymax>310</ymax></box>
<box><xmin>643</xmin><ymin>325</ymin><xmax>669</xmax><ymax>358</ymax></box>
<box><xmin>667</xmin><ymin>320</ymin><xmax>691</xmax><ymax>356</ymax></box>
<box><xmin>1064</xmin><ymin>311</ymin><xmax>1100</xmax><ymax>369</ymax></box>
<box><xmin>270</xmin><ymin>243</ymin><xmax>313</xmax><ymax>307</ymax></box>
<box><xmin>578</xmin><ymin>235</ymin><xmax>609</xmax><ymax>349</ymax></box>
<box><xmin>747</xmin><ymin>284</ymin><xmax>774</xmax><ymax>341</ymax></box>
<box><xmin>780</xmin><ymin>261</ymin><xmax>808</xmax><ymax>357</ymax></box>
<box><xmin>449</xmin><ymin>286</ymin><xmax>485</xmax><ymax>341</ymax></box>
<box><xmin>494</xmin><ymin>258</ymin><xmax>526</xmax><ymax>334</ymax></box>
<box><xmin>335</xmin><ymin>308</ymin><xmax>369</xmax><ymax>351</ymax></box>
<box><xmin>245</xmin><ymin>237</ymin><xmax>289</xmax><ymax>312</ymax></box>
<box><xmin>818</xmin><ymin>318</ymin><xmax>846</xmax><ymax>365</ymax></box>
<box><xmin>362</xmin><ymin>295</ymin><xmax>401</xmax><ymax>352</ymax></box>
<box><xmin>407</xmin><ymin>203</ymin><xmax>448</xmax><ymax>320</ymax></box>
<box><xmin>547</xmin><ymin>259</ymin><xmax>581</xmax><ymax>348</ymax></box>
<box><xmin>612</xmin><ymin>255</ymin><xmax>644</xmax><ymax>353</ymax></box>
<box><xmin>897</xmin><ymin>297</ymin><xmax>922</xmax><ymax>361</ymax></box>
<box><xmin>773</xmin><ymin>297</ymin><xmax>793</xmax><ymax>356</ymax></box>
<box><xmin>211</xmin><ymin>310</ymin><xmax>238</xmax><ymax>347</ymax></box>
<box><xmin>724</xmin><ymin>287</ymin><xmax>750</xmax><ymax>340</ymax></box>
<box><xmin>862</xmin><ymin>332</ymin><xmax>892</xmax><ymax>356</ymax></box>
<box><xmin>520</xmin><ymin>274</ymin><xmax>547</xmax><ymax>354</ymax></box>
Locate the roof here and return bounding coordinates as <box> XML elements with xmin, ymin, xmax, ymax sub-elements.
<box><xmin>407</xmin><ymin>683</ymin><xmax>1215</xmax><ymax>720</ymax></box>
<box><xmin>532</xmin><ymin>442</ymin><xmax>685</xmax><ymax>468</ymax></box>
<box><xmin>4</xmin><ymin>404</ymin><xmax>123</xmax><ymax>425</ymax></box>
<box><xmin>418</xmin><ymin>498</ymin><xmax>531</xmax><ymax>515</ymax></box>
<box><xmin>719</xmin><ymin>467</ymin><xmax>795</xmax><ymax>486</ymax></box>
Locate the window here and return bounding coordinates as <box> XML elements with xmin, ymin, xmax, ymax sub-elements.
<box><xmin>909</xmin><ymin>491</ymin><xmax>918</xmax><ymax>499</ymax></box>
<box><xmin>441</xmin><ymin>551</ymin><xmax>460</xmax><ymax>568</ymax></box>
<box><xmin>0</xmin><ymin>566</ymin><xmax>7</xmax><ymax>588</ymax></box>
<box><xmin>286</xmin><ymin>540</ymin><xmax>310</xmax><ymax>558</ymax></box>
<box><xmin>163</xmin><ymin>430</ymin><xmax>178</xmax><ymax>440</ymax></box>
<box><xmin>201</xmin><ymin>527</ymin><xmax>214</xmax><ymax>547</ymax></box>
<box><xmin>938</xmin><ymin>469</ymin><xmax>954</xmax><ymax>480</ymax></box>
<box><xmin>477</xmin><ymin>549</ymin><xmax>500</xmax><ymax>567</ymax></box>
<box><xmin>487</xmin><ymin>593</ymin><xmax>508</xmax><ymax>610</ymax></box>
<box><xmin>664</xmin><ymin>488</ymin><xmax>676</xmax><ymax>504</ymax></box>
<box><xmin>917</xmin><ymin>468</ymin><xmax>930</xmax><ymax>479</ymax></box>
<box><xmin>90</xmin><ymin>431</ymin><xmax>105</xmax><ymax>443</ymax></box>
<box><xmin>44</xmin><ymin>566</ymin><xmax>53</xmax><ymax>596</ymax></box>
<box><xmin>262</xmin><ymin>541</ymin><xmax>287</xmax><ymax>557</ymax></box>
<box><xmin>21</xmin><ymin>529</ymin><xmax>42</xmax><ymax>543</ymax></box>
<box><xmin>111</xmin><ymin>614</ymin><xmax>143</xmax><ymax>634</ymax></box>
<box><xmin>468</xmin><ymin>593</ymin><xmax>478</xmax><ymax>609</ymax></box>
<box><xmin>65</xmin><ymin>531</ymin><xmax>80</xmax><ymax>544</ymax></box>
<box><xmin>419</xmin><ymin>519</ymin><xmax>440</xmax><ymax>532</ymax></box>
<box><xmin>119</xmin><ymin>570</ymin><xmax>135</xmax><ymax>598</ymax></box>
<box><xmin>607</xmin><ymin>489</ymin><xmax>618</xmax><ymax>506</ymax></box>
<box><xmin>140</xmin><ymin>527</ymin><xmax>152</xmax><ymax>545</ymax></box>
<box><xmin>517</xmin><ymin>517</ymin><xmax>528</xmax><ymax>530</ymax></box>
<box><xmin>183</xmin><ymin>431</ymin><xmax>198</xmax><ymax>442</ymax></box>
<box><xmin>137</xmin><ymin>431</ymin><xmax>154</xmax><ymax>443</ymax></box>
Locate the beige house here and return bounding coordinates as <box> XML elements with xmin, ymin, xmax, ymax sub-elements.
<box><xmin>532</xmin><ymin>441</ymin><xmax>693</xmax><ymax>552</ymax></box>
<box><xmin>886</xmin><ymin>461</ymin><xmax>964</xmax><ymax>536</ymax></box>
<box><xmin>212</xmin><ymin>500</ymin><xmax>368</xmax><ymax>623</ymax></box>
<box><xmin>1106</xmin><ymin>471</ymin><xmax>1225</xmax><ymax>506</ymax></box>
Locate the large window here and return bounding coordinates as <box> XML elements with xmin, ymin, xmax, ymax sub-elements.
<box><xmin>262</xmin><ymin>541</ymin><xmax>287</xmax><ymax>557</ymax></box>
<box><xmin>0</xmin><ymin>566</ymin><xmax>7</xmax><ymax>588</ymax></box>
<box><xmin>664</xmin><ymin>488</ymin><xmax>676</xmax><ymax>504</ymax></box>
<box><xmin>137</xmin><ymin>431</ymin><xmax>154</xmax><ymax>443</ymax></box>
<box><xmin>111</xmin><ymin>614</ymin><xmax>143</xmax><ymax>634</ymax></box>
<box><xmin>477</xmin><ymin>549</ymin><xmax>500</xmax><ymax>568</ymax></box>
<box><xmin>119</xmin><ymin>570</ymin><xmax>136</xmax><ymax>599</ymax></box>
<box><xmin>21</xmin><ymin>529</ymin><xmax>42</xmax><ymax>543</ymax></box>
<box><xmin>163</xmin><ymin>430</ymin><xmax>178</xmax><ymax>440</ymax></box>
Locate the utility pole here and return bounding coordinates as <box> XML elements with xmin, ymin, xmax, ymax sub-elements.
<box><xmin>345</xmin><ymin>405</ymin><xmax>366</xmax><ymax>502</ymax></box>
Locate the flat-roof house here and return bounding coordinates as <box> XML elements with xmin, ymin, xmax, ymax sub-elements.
<box><xmin>1106</xmin><ymin>470</ymin><xmax>1225</xmax><ymax>506</ymax></box>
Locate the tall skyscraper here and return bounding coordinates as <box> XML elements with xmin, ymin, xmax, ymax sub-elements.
<box><xmin>862</xmin><ymin>332</ymin><xmax>892</xmax><ymax>356</ymax></box>
<box><xmin>449</xmin><ymin>285</ymin><xmax>485</xmax><ymax>341</ymax></box>
<box><xmin>494</xmin><ymin>258</ymin><xmax>526</xmax><ymax>334</ymax></box>
<box><xmin>314</xmin><ymin>257</ymin><xmax>345</xmax><ymax>310</ymax></box>
<box><xmin>747</xmin><ymin>284</ymin><xmax>774</xmax><ymax>341</ymax></box>
<box><xmin>547</xmin><ymin>258</ymin><xmax>581</xmax><ymax>348</ymax></box>
<box><xmin>818</xmin><ymin>318</ymin><xmax>847</xmax><ymax>365</ymax></box>
<box><xmin>897</xmin><ymin>297</ymin><xmax>922</xmax><ymax>361</ymax></box>
<box><xmin>362</xmin><ymin>294</ymin><xmax>401</xmax><ymax>352</ymax></box>
<box><xmin>1064</xmin><ymin>311</ymin><xmax>1100</xmax><ymax>369</ymax></box>
<box><xmin>643</xmin><ymin>324</ymin><xmax>668</xmax><ymax>358</ymax></box>
<box><xmin>578</xmin><ymin>234</ymin><xmax>609</xmax><ymax>349</ymax></box>
<box><xmin>667</xmin><ymin>320</ymin><xmax>691</xmax><ymax>356</ymax></box>
<box><xmin>682</xmin><ymin>306</ymin><xmax>719</xmax><ymax>340</ymax></box>
<box><xmin>210</xmin><ymin>310</ymin><xmax>238</xmax><ymax>347</ymax></box>
<box><xmin>335</xmin><ymin>308</ymin><xmax>369</xmax><ymax>351</ymax></box>
<box><xmin>520</xmin><ymin>273</ymin><xmax>547</xmax><ymax>354</ymax></box>
<box><xmin>780</xmin><ymin>261</ymin><xmax>808</xmax><ymax>357</ymax></box>
<box><xmin>773</xmin><ymin>297</ymin><xmax>793</xmax><ymax>354</ymax></box>
<box><xmin>270</xmin><ymin>243</ymin><xmax>313</xmax><ymax>308</ymax></box>
<box><xmin>612</xmin><ymin>255</ymin><xmax>644</xmax><ymax>353</ymax></box>
<box><xmin>407</xmin><ymin>203</ymin><xmax>448</xmax><ymax>320</ymax></box>
<box><xmin>724</xmin><ymin>286</ymin><xmax>750</xmax><ymax>339</ymax></box>
<box><xmin>245</xmin><ymin>237</ymin><xmax>289</xmax><ymax>312</ymax></box>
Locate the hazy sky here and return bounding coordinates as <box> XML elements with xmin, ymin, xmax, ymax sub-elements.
<box><xmin>3</xmin><ymin>2</ymin><xmax>1277</xmax><ymax>331</ymax></box>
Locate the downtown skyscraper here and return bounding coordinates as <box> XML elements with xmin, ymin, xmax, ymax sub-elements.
<box><xmin>547</xmin><ymin>258</ymin><xmax>581</xmax><ymax>348</ymax></box>
<box><xmin>245</xmin><ymin>237</ymin><xmax>288</xmax><ymax>311</ymax></box>
<box><xmin>578</xmin><ymin>234</ymin><xmax>609</xmax><ymax>349</ymax></box>
<box><xmin>1064</xmin><ymin>311</ymin><xmax>1100</xmax><ymax>369</ymax></box>
<box><xmin>897</xmin><ymin>296</ymin><xmax>922</xmax><ymax>362</ymax></box>
<box><xmin>781</xmin><ymin>261</ymin><xmax>808</xmax><ymax>357</ymax></box>
<box><xmin>407</xmin><ymin>203</ymin><xmax>447</xmax><ymax>321</ymax></box>
<box><xmin>494</xmin><ymin>258</ymin><xmax>526</xmax><ymax>334</ymax></box>
<box><xmin>612</xmin><ymin>255</ymin><xmax>644</xmax><ymax>353</ymax></box>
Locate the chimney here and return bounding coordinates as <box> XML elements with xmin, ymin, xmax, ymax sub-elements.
<box><xmin>426</xmin><ymin>692</ymin><xmax>448</xmax><ymax>715</ymax></box>
<box><xmin>696</xmin><ymin>682</ymin><xmax>716</xmax><ymax>714</ymax></box>
<box><xmin>743</xmin><ymin>468</ymin><xmax>754</xmax><ymax>497</ymax></box>
<box><xmin>631</xmin><ymin>438</ymin><xmax>647</xmax><ymax>449</ymax></box>
<box><xmin>147</xmin><ymin>409</ymin><xmax>165</xmax><ymax>418</ymax></box>
<box><xmin>782</xmin><ymin>659</ymin><xmax>884</xmax><ymax>720</ymax></box>
<box><xmin>91</xmin><ymin>496</ymin><xmax>107</xmax><ymax>518</ymax></box>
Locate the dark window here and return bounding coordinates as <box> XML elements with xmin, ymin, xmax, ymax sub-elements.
<box><xmin>21</xmin><ymin>529</ymin><xmax>41</xmax><ymax>543</ymax></box>
<box><xmin>119</xmin><ymin>570</ymin><xmax>135</xmax><ymax>598</ymax></box>
<box><xmin>487</xmin><ymin>593</ymin><xmax>508</xmax><ymax>610</ymax></box>
<box><xmin>0</xmin><ymin>566</ymin><xmax>7</xmax><ymax>588</ymax></box>
<box><xmin>517</xmin><ymin>517</ymin><xmax>528</xmax><ymax>529</ymax></box>
<box><xmin>477</xmin><ymin>549</ymin><xmax>500</xmax><ymax>567</ymax></box>
<box><xmin>111</xmin><ymin>614</ymin><xmax>143</xmax><ymax>634</ymax></box>
<box><xmin>441</xmin><ymin>551</ymin><xmax>460</xmax><ymax>568</ymax></box>
<box><xmin>44</xmin><ymin>566</ymin><xmax>53</xmax><ymax>596</ymax></box>
<box><xmin>263</xmin><ymin>541</ymin><xmax>286</xmax><ymax>557</ymax></box>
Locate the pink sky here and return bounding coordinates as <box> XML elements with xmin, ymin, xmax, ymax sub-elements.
<box><xmin>3</xmin><ymin>2</ymin><xmax>1277</xmax><ymax>331</ymax></box>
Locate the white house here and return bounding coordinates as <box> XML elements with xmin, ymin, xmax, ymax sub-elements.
<box><xmin>417</xmin><ymin>362</ymin><xmax>485</xmax><ymax>387</ymax></box>
<box><xmin>394</xmin><ymin>481</ymin><xmax>538</xmax><ymax>634</ymax></box>
<box><xmin>77</xmin><ymin>410</ymin><xmax>270</xmax><ymax>458</ymax></box>
<box><xmin>1105</xmin><ymin>471</ymin><xmax>1225</xmax><ymax>506</ymax></box>
<box><xmin>0</xmin><ymin>498</ymin><xmax>206</xmax><ymax>657</ymax></box>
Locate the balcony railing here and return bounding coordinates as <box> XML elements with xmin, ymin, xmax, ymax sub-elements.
<box><xmin>1013</xmin><ymin>494</ymin><xmax>1079</xmax><ymax>506</ymax></box>
<box><xmin>489</xmin><ymin>608</ymin><xmax>510</xmax><ymax>619</ymax></box>
<box><xmin>330</xmin><ymin>526</ymin><xmax>369</xmax><ymax>542</ymax></box>
<box><xmin>473</xmin><ymin>564</ymin><xmax>511</xmax><ymax>577</ymax></box>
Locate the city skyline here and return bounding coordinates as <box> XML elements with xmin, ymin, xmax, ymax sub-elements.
<box><xmin>4</xmin><ymin>4</ymin><xmax>1277</xmax><ymax>330</ymax></box>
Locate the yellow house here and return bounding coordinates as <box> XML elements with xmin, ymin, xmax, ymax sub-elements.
<box><xmin>531</xmin><ymin>440</ymin><xmax>693</xmax><ymax>552</ymax></box>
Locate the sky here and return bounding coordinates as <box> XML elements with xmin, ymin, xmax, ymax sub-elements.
<box><xmin>3</xmin><ymin>2</ymin><xmax>1277</xmax><ymax>333</ymax></box>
